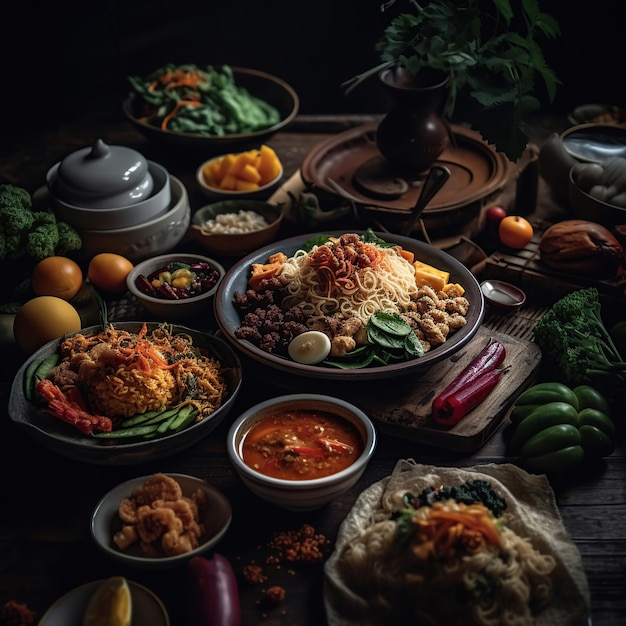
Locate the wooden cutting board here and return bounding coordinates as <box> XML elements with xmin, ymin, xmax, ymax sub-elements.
<box><xmin>353</xmin><ymin>326</ymin><xmax>542</xmax><ymax>452</ymax></box>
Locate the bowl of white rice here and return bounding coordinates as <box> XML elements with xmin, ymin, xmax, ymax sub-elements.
<box><xmin>189</xmin><ymin>200</ymin><xmax>284</xmax><ymax>257</ymax></box>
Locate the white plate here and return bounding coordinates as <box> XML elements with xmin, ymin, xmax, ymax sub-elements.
<box><xmin>38</xmin><ymin>579</ymin><xmax>169</xmax><ymax>626</ymax></box>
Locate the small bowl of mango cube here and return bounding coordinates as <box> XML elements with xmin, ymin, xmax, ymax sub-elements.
<box><xmin>196</xmin><ymin>144</ymin><xmax>283</xmax><ymax>200</ymax></box>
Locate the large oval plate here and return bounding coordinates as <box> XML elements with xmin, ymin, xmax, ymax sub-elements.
<box><xmin>9</xmin><ymin>322</ymin><xmax>243</xmax><ymax>465</ymax></box>
<box><xmin>214</xmin><ymin>232</ymin><xmax>484</xmax><ymax>381</ymax></box>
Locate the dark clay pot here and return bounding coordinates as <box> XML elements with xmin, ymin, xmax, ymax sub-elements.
<box><xmin>376</xmin><ymin>67</ymin><xmax>450</xmax><ymax>178</ymax></box>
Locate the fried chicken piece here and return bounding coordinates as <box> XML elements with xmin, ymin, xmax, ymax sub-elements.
<box><xmin>118</xmin><ymin>497</ymin><xmax>138</xmax><ymax>524</ymax></box>
<box><xmin>136</xmin><ymin>505</ymin><xmax>183</xmax><ymax>543</ymax></box>
<box><xmin>418</xmin><ymin>317</ymin><xmax>447</xmax><ymax>346</ymax></box>
<box><xmin>162</xmin><ymin>529</ymin><xmax>196</xmax><ymax>555</ymax></box>
<box><xmin>131</xmin><ymin>473</ymin><xmax>182</xmax><ymax>506</ymax></box>
<box><xmin>330</xmin><ymin>335</ymin><xmax>356</xmax><ymax>357</ymax></box>
<box><xmin>113</xmin><ymin>524</ymin><xmax>139</xmax><ymax>550</ymax></box>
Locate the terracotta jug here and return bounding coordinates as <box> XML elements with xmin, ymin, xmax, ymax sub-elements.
<box><xmin>376</xmin><ymin>67</ymin><xmax>450</xmax><ymax>178</ymax></box>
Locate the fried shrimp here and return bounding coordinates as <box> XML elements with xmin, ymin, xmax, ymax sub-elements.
<box><xmin>131</xmin><ymin>473</ymin><xmax>182</xmax><ymax>506</ymax></box>
<box><xmin>113</xmin><ymin>473</ymin><xmax>209</xmax><ymax>557</ymax></box>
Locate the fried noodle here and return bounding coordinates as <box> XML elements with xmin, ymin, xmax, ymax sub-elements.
<box><xmin>50</xmin><ymin>323</ymin><xmax>226</xmax><ymax>420</ymax></box>
<box><xmin>279</xmin><ymin>234</ymin><xmax>419</xmax><ymax>326</ymax></box>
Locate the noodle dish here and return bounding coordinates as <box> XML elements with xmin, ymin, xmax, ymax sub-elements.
<box><xmin>324</xmin><ymin>460</ymin><xmax>590</xmax><ymax>625</ymax></box>
<box><xmin>215</xmin><ymin>230</ymin><xmax>484</xmax><ymax>380</ymax></box>
<box><xmin>9</xmin><ymin>322</ymin><xmax>243</xmax><ymax>465</ymax></box>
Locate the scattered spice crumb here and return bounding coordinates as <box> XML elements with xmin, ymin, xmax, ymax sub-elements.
<box><xmin>243</xmin><ymin>563</ymin><xmax>267</xmax><ymax>584</ymax></box>
<box><xmin>266</xmin><ymin>523</ymin><xmax>329</xmax><ymax>564</ymax></box>
<box><xmin>264</xmin><ymin>586</ymin><xmax>286</xmax><ymax>606</ymax></box>
<box><xmin>0</xmin><ymin>601</ymin><xmax>36</xmax><ymax>626</ymax></box>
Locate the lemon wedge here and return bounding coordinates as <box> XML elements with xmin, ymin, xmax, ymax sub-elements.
<box><xmin>82</xmin><ymin>576</ymin><xmax>132</xmax><ymax>626</ymax></box>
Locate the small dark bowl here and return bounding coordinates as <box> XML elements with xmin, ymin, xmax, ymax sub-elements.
<box><xmin>189</xmin><ymin>200</ymin><xmax>283</xmax><ymax>257</ymax></box>
<box><xmin>123</xmin><ymin>67</ymin><xmax>299</xmax><ymax>153</ymax></box>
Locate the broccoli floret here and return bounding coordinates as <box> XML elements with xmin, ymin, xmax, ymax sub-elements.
<box><xmin>0</xmin><ymin>183</ymin><xmax>32</xmax><ymax>211</ymax></box>
<box><xmin>55</xmin><ymin>221</ymin><xmax>82</xmax><ymax>255</ymax></box>
<box><xmin>533</xmin><ymin>287</ymin><xmax>626</xmax><ymax>389</ymax></box>
<box><xmin>26</xmin><ymin>212</ymin><xmax>59</xmax><ymax>260</ymax></box>
<box><xmin>0</xmin><ymin>184</ymin><xmax>83</xmax><ymax>261</ymax></box>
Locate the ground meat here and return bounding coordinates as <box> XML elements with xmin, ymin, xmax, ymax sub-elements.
<box><xmin>234</xmin><ymin>304</ymin><xmax>307</xmax><ymax>355</ymax></box>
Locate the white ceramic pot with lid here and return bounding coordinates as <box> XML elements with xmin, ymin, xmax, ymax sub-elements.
<box><xmin>46</xmin><ymin>139</ymin><xmax>171</xmax><ymax>230</ymax></box>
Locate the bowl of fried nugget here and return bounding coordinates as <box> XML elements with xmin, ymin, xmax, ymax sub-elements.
<box><xmin>90</xmin><ymin>473</ymin><xmax>232</xmax><ymax>569</ymax></box>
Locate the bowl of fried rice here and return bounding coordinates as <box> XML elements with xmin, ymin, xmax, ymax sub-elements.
<box><xmin>8</xmin><ymin>322</ymin><xmax>243</xmax><ymax>465</ymax></box>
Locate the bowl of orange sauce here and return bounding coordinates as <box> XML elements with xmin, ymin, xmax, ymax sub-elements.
<box><xmin>226</xmin><ymin>394</ymin><xmax>377</xmax><ymax>510</ymax></box>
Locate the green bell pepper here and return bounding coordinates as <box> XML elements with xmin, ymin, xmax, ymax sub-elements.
<box><xmin>508</xmin><ymin>381</ymin><xmax>616</xmax><ymax>473</ymax></box>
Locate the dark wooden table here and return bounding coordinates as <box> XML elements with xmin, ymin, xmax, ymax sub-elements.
<box><xmin>0</xmin><ymin>114</ymin><xmax>624</xmax><ymax>626</ymax></box>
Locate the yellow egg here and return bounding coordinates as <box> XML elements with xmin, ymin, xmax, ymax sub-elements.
<box><xmin>13</xmin><ymin>296</ymin><xmax>82</xmax><ymax>354</ymax></box>
<box><xmin>82</xmin><ymin>576</ymin><xmax>132</xmax><ymax>626</ymax></box>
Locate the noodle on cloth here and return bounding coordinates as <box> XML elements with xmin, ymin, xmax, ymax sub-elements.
<box><xmin>48</xmin><ymin>323</ymin><xmax>227</xmax><ymax>420</ymax></box>
<box><xmin>324</xmin><ymin>460</ymin><xmax>591</xmax><ymax>626</ymax></box>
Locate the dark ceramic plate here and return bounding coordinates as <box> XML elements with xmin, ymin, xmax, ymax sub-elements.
<box><xmin>123</xmin><ymin>67</ymin><xmax>299</xmax><ymax>153</ymax></box>
<box><xmin>214</xmin><ymin>231</ymin><xmax>485</xmax><ymax>381</ymax></box>
<box><xmin>8</xmin><ymin>322</ymin><xmax>242</xmax><ymax>465</ymax></box>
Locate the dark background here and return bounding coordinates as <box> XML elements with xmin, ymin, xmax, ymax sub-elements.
<box><xmin>2</xmin><ymin>1</ymin><xmax>626</xmax><ymax>141</ymax></box>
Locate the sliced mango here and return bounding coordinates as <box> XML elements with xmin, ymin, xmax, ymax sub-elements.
<box><xmin>201</xmin><ymin>144</ymin><xmax>282</xmax><ymax>192</ymax></box>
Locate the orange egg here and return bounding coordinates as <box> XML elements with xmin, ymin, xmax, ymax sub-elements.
<box><xmin>87</xmin><ymin>253</ymin><xmax>134</xmax><ymax>293</ymax></box>
<box><xmin>31</xmin><ymin>256</ymin><xmax>84</xmax><ymax>301</ymax></box>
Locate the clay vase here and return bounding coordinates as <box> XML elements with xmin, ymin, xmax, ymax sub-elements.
<box><xmin>376</xmin><ymin>67</ymin><xmax>450</xmax><ymax>179</ymax></box>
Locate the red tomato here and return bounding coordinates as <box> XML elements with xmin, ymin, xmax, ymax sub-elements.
<box><xmin>498</xmin><ymin>215</ymin><xmax>534</xmax><ymax>249</ymax></box>
<box><xmin>485</xmin><ymin>205</ymin><xmax>507</xmax><ymax>225</ymax></box>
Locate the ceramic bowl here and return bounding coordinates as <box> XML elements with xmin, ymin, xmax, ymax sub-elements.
<box><xmin>568</xmin><ymin>167</ymin><xmax>626</xmax><ymax>226</ymax></box>
<box><xmin>189</xmin><ymin>200</ymin><xmax>284</xmax><ymax>257</ymax></box>
<box><xmin>90</xmin><ymin>473</ymin><xmax>232</xmax><ymax>569</ymax></box>
<box><xmin>8</xmin><ymin>322</ymin><xmax>242</xmax><ymax>465</ymax></box>
<box><xmin>48</xmin><ymin>160</ymin><xmax>171</xmax><ymax>230</ymax></box>
<box><xmin>560</xmin><ymin>123</ymin><xmax>626</xmax><ymax>164</ymax></box>
<box><xmin>215</xmin><ymin>231</ymin><xmax>485</xmax><ymax>381</ymax></box>
<box><xmin>126</xmin><ymin>253</ymin><xmax>225</xmax><ymax>320</ymax></box>
<box><xmin>38</xmin><ymin>579</ymin><xmax>169</xmax><ymax>625</ymax></box>
<box><xmin>196</xmin><ymin>154</ymin><xmax>283</xmax><ymax>201</ymax></box>
<box><xmin>123</xmin><ymin>67</ymin><xmax>299</xmax><ymax>153</ymax></box>
<box><xmin>227</xmin><ymin>394</ymin><xmax>377</xmax><ymax>511</ymax></box>
<box><xmin>76</xmin><ymin>176</ymin><xmax>190</xmax><ymax>262</ymax></box>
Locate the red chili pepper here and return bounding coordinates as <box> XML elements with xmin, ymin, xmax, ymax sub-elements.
<box><xmin>287</xmin><ymin>444</ymin><xmax>325</xmax><ymax>456</ymax></box>
<box><xmin>432</xmin><ymin>368</ymin><xmax>504</xmax><ymax>427</ymax></box>
<box><xmin>432</xmin><ymin>340</ymin><xmax>506</xmax><ymax>415</ymax></box>
<box><xmin>135</xmin><ymin>274</ymin><xmax>156</xmax><ymax>295</ymax></box>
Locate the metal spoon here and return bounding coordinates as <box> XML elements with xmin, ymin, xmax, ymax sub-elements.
<box><xmin>402</xmin><ymin>165</ymin><xmax>451</xmax><ymax>236</ymax></box>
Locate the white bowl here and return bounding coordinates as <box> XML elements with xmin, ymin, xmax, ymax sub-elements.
<box><xmin>227</xmin><ymin>394</ymin><xmax>377</xmax><ymax>511</ymax></box>
<box><xmin>127</xmin><ymin>253</ymin><xmax>225</xmax><ymax>320</ymax></box>
<box><xmin>48</xmin><ymin>161</ymin><xmax>171</xmax><ymax>229</ymax></box>
<box><xmin>90</xmin><ymin>473</ymin><xmax>232</xmax><ymax>569</ymax></box>
<box><xmin>76</xmin><ymin>176</ymin><xmax>190</xmax><ymax>261</ymax></box>
<box><xmin>196</xmin><ymin>153</ymin><xmax>283</xmax><ymax>201</ymax></box>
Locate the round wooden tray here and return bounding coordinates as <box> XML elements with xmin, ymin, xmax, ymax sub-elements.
<box><xmin>301</xmin><ymin>123</ymin><xmax>512</xmax><ymax>217</ymax></box>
